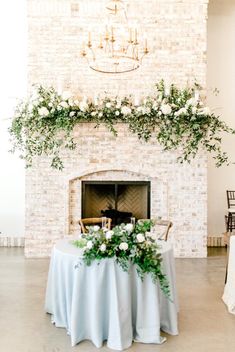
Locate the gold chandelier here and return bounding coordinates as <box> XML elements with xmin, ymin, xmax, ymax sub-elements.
<box><xmin>81</xmin><ymin>0</ymin><xmax>149</xmax><ymax>74</ymax></box>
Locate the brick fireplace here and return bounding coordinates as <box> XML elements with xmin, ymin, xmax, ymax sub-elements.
<box><xmin>25</xmin><ymin>0</ymin><xmax>209</xmax><ymax>258</ymax></box>
<box><xmin>25</xmin><ymin>124</ymin><xmax>207</xmax><ymax>258</ymax></box>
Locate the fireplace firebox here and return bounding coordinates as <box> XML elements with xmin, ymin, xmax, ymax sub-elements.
<box><xmin>82</xmin><ymin>181</ymin><xmax>150</xmax><ymax>225</ymax></box>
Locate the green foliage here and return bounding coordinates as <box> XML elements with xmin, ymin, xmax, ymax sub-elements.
<box><xmin>73</xmin><ymin>221</ymin><xmax>171</xmax><ymax>298</ymax></box>
<box><xmin>9</xmin><ymin>81</ymin><xmax>235</xmax><ymax>169</ymax></box>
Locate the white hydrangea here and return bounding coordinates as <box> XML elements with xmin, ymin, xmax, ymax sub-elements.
<box><xmin>38</xmin><ymin>107</ymin><xmax>49</xmax><ymax>117</ymax></box>
<box><xmin>121</xmin><ymin>106</ymin><xmax>132</xmax><ymax>116</ymax></box>
<box><xmin>119</xmin><ymin>242</ymin><xmax>128</xmax><ymax>251</ymax></box>
<box><xmin>136</xmin><ymin>233</ymin><xmax>145</xmax><ymax>243</ymax></box>
<box><xmin>161</xmin><ymin>104</ymin><xmax>172</xmax><ymax>115</ymax></box>
<box><xmin>100</xmin><ymin>243</ymin><xmax>106</xmax><ymax>252</ymax></box>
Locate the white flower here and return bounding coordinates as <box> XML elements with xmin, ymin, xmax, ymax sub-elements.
<box><xmin>38</xmin><ymin>107</ymin><xmax>49</xmax><ymax>117</ymax></box>
<box><xmin>68</xmin><ymin>98</ymin><xmax>75</xmax><ymax>106</ymax></box>
<box><xmin>79</xmin><ymin>101</ymin><xmax>88</xmax><ymax>112</ymax></box>
<box><xmin>86</xmin><ymin>240</ymin><xmax>93</xmax><ymax>249</ymax></box>
<box><xmin>175</xmin><ymin>107</ymin><xmax>187</xmax><ymax>117</ymax></box>
<box><xmin>119</xmin><ymin>242</ymin><xmax>128</xmax><ymax>251</ymax></box>
<box><xmin>105</xmin><ymin>230</ymin><xmax>114</xmax><ymax>239</ymax></box>
<box><xmin>60</xmin><ymin>101</ymin><xmax>69</xmax><ymax>108</ymax></box>
<box><xmin>69</xmin><ymin>111</ymin><xmax>75</xmax><ymax>117</ymax></box>
<box><xmin>136</xmin><ymin>233</ymin><xmax>145</xmax><ymax>243</ymax></box>
<box><xmin>124</xmin><ymin>223</ymin><xmax>133</xmax><ymax>232</ymax></box>
<box><xmin>161</xmin><ymin>104</ymin><xmax>172</xmax><ymax>115</ymax></box>
<box><xmin>186</xmin><ymin>98</ymin><xmax>197</xmax><ymax>107</ymax></box>
<box><xmin>74</xmin><ymin>99</ymin><xmax>80</xmax><ymax>106</ymax></box>
<box><xmin>28</xmin><ymin>104</ymin><xmax>34</xmax><ymax>112</ymax></box>
<box><xmin>115</xmin><ymin>110</ymin><xmax>120</xmax><ymax>116</ymax></box>
<box><xmin>100</xmin><ymin>243</ymin><xmax>106</xmax><ymax>252</ymax></box>
<box><xmin>91</xmin><ymin>111</ymin><xmax>97</xmax><ymax>116</ymax></box>
<box><xmin>62</xmin><ymin>91</ymin><xmax>72</xmax><ymax>100</ymax></box>
<box><xmin>93</xmin><ymin>225</ymin><xmax>100</xmax><ymax>232</ymax></box>
<box><xmin>106</xmin><ymin>102</ymin><xmax>112</xmax><ymax>108</ymax></box>
<box><xmin>201</xmin><ymin>107</ymin><xmax>211</xmax><ymax>115</ymax></box>
<box><xmin>121</xmin><ymin>106</ymin><xmax>132</xmax><ymax>115</ymax></box>
<box><xmin>48</xmin><ymin>102</ymin><xmax>53</xmax><ymax>107</ymax></box>
<box><xmin>192</xmin><ymin>107</ymin><xmax>197</xmax><ymax>114</ymax></box>
<box><xmin>98</xmin><ymin>112</ymin><xmax>103</xmax><ymax>117</ymax></box>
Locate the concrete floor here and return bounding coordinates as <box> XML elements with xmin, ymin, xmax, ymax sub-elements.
<box><xmin>0</xmin><ymin>247</ymin><xmax>234</xmax><ymax>352</ymax></box>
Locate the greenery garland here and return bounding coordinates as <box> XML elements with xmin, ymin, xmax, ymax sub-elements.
<box><xmin>9</xmin><ymin>80</ymin><xmax>235</xmax><ymax>170</ymax></box>
<box><xmin>73</xmin><ymin>220</ymin><xmax>171</xmax><ymax>298</ymax></box>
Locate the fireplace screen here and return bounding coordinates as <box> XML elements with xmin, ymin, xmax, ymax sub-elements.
<box><xmin>82</xmin><ymin>181</ymin><xmax>150</xmax><ymax>225</ymax></box>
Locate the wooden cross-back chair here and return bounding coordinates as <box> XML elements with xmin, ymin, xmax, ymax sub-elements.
<box><xmin>79</xmin><ymin>217</ymin><xmax>112</xmax><ymax>234</ymax></box>
<box><xmin>227</xmin><ymin>191</ymin><xmax>235</xmax><ymax>232</ymax></box>
<box><xmin>138</xmin><ymin>219</ymin><xmax>173</xmax><ymax>241</ymax></box>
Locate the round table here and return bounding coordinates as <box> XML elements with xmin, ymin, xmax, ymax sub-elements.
<box><xmin>45</xmin><ymin>239</ymin><xmax>178</xmax><ymax>350</ymax></box>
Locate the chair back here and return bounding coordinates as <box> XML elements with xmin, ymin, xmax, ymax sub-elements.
<box><xmin>79</xmin><ymin>217</ymin><xmax>112</xmax><ymax>234</ymax></box>
<box><xmin>138</xmin><ymin>219</ymin><xmax>173</xmax><ymax>241</ymax></box>
<box><xmin>227</xmin><ymin>190</ymin><xmax>235</xmax><ymax>209</ymax></box>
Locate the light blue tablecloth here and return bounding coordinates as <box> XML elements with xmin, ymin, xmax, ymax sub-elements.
<box><xmin>45</xmin><ymin>239</ymin><xmax>178</xmax><ymax>350</ymax></box>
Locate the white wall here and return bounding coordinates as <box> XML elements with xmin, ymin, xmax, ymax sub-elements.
<box><xmin>207</xmin><ymin>0</ymin><xmax>235</xmax><ymax>236</ymax></box>
<box><xmin>0</xmin><ymin>1</ymin><xmax>27</xmax><ymax>236</ymax></box>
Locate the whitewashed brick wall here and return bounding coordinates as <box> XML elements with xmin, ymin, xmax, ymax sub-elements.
<box><xmin>26</xmin><ymin>0</ymin><xmax>209</xmax><ymax>257</ymax></box>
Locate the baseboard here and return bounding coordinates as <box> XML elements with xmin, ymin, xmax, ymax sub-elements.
<box><xmin>0</xmin><ymin>236</ymin><xmax>25</xmax><ymax>247</ymax></box>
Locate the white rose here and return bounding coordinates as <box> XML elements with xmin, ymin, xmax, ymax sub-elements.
<box><xmin>136</xmin><ymin>233</ymin><xmax>145</xmax><ymax>243</ymax></box>
<box><xmin>38</xmin><ymin>107</ymin><xmax>49</xmax><ymax>117</ymax></box>
<box><xmin>98</xmin><ymin>112</ymin><xmax>103</xmax><ymax>117</ymax></box>
<box><xmin>60</xmin><ymin>101</ymin><xmax>69</xmax><ymax>108</ymax></box>
<box><xmin>124</xmin><ymin>223</ymin><xmax>133</xmax><ymax>232</ymax></box>
<box><xmin>106</xmin><ymin>102</ymin><xmax>112</xmax><ymax>108</ymax></box>
<box><xmin>69</xmin><ymin>111</ymin><xmax>75</xmax><ymax>117</ymax></box>
<box><xmin>48</xmin><ymin>102</ymin><xmax>53</xmax><ymax>107</ymax></box>
<box><xmin>119</xmin><ymin>242</ymin><xmax>128</xmax><ymax>251</ymax></box>
<box><xmin>105</xmin><ymin>230</ymin><xmax>114</xmax><ymax>239</ymax></box>
<box><xmin>62</xmin><ymin>91</ymin><xmax>72</xmax><ymax>100</ymax></box>
<box><xmin>115</xmin><ymin>110</ymin><xmax>120</xmax><ymax>116</ymax></box>
<box><xmin>86</xmin><ymin>240</ymin><xmax>93</xmax><ymax>249</ymax></box>
<box><xmin>121</xmin><ymin>106</ymin><xmax>132</xmax><ymax>116</ymax></box>
<box><xmin>93</xmin><ymin>225</ymin><xmax>100</xmax><ymax>232</ymax></box>
<box><xmin>161</xmin><ymin>104</ymin><xmax>172</xmax><ymax>115</ymax></box>
<box><xmin>79</xmin><ymin>101</ymin><xmax>88</xmax><ymax>112</ymax></box>
<box><xmin>100</xmin><ymin>243</ymin><xmax>106</xmax><ymax>252</ymax></box>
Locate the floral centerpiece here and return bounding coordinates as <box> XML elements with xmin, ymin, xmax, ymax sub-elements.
<box><xmin>73</xmin><ymin>220</ymin><xmax>171</xmax><ymax>298</ymax></box>
<box><xmin>9</xmin><ymin>80</ymin><xmax>235</xmax><ymax>170</ymax></box>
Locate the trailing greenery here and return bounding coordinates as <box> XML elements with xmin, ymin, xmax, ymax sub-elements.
<box><xmin>73</xmin><ymin>220</ymin><xmax>171</xmax><ymax>298</ymax></box>
<box><xmin>9</xmin><ymin>80</ymin><xmax>235</xmax><ymax>170</ymax></box>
